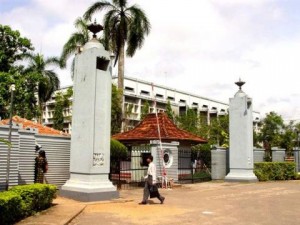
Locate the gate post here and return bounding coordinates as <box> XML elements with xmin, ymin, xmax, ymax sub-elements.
<box><xmin>294</xmin><ymin>148</ymin><xmax>300</xmax><ymax>173</ymax></box>
<box><xmin>211</xmin><ymin>147</ymin><xmax>227</xmax><ymax>180</ymax></box>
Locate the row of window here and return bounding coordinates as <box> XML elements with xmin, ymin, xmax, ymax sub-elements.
<box><xmin>43</xmin><ymin>109</ymin><xmax>72</xmax><ymax>118</ymax></box>
<box><xmin>125</xmin><ymin>86</ymin><xmax>226</xmax><ymax>112</ymax></box>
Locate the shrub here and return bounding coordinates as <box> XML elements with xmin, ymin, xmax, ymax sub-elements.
<box><xmin>111</xmin><ymin>139</ymin><xmax>128</xmax><ymax>159</ymax></box>
<box><xmin>0</xmin><ymin>184</ymin><xmax>56</xmax><ymax>225</ymax></box>
<box><xmin>254</xmin><ymin>162</ymin><xmax>297</xmax><ymax>181</ymax></box>
<box><xmin>0</xmin><ymin>192</ymin><xmax>23</xmax><ymax>225</ymax></box>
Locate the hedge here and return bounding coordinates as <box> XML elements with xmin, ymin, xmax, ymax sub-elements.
<box><xmin>0</xmin><ymin>184</ymin><xmax>56</xmax><ymax>225</ymax></box>
<box><xmin>254</xmin><ymin>162</ymin><xmax>297</xmax><ymax>181</ymax></box>
<box><xmin>111</xmin><ymin>139</ymin><xmax>128</xmax><ymax>158</ymax></box>
<box><xmin>0</xmin><ymin>192</ymin><xmax>23</xmax><ymax>225</ymax></box>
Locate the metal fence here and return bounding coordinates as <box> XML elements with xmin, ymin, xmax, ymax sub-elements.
<box><xmin>110</xmin><ymin>147</ymin><xmax>212</xmax><ymax>189</ymax></box>
<box><xmin>0</xmin><ymin>125</ymin><xmax>71</xmax><ymax>191</ymax></box>
<box><xmin>178</xmin><ymin>149</ymin><xmax>211</xmax><ymax>184</ymax></box>
<box><xmin>110</xmin><ymin>146</ymin><xmax>150</xmax><ymax>189</ymax></box>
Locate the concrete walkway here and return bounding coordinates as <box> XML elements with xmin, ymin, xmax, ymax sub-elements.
<box><xmin>17</xmin><ymin>181</ymin><xmax>300</xmax><ymax>225</ymax></box>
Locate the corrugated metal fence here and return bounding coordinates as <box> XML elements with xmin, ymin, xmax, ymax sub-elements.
<box><xmin>36</xmin><ymin>135</ymin><xmax>70</xmax><ymax>187</ymax></box>
<box><xmin>0</xmin><ymin>126</ymin><xmax>20</xmax><ymax>189</ymax></box>
<box><xmin>0</xmin><ymin>125</ymin><xmax>71</xmax><ymax>191</ymax></box>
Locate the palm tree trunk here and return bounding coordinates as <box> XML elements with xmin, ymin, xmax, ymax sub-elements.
<box><xmin>117</xmin><ymin>44</ymin><xmax>125</xmax><ymax>91</ymax></box>
<box><xmin>118</xmin><ymin>43</ymin><xmax>126</xmax><ymax>132</ymax></box>
<box><xmin>38</xmin><ymin>102</ymin><xmax>43</xmax><ymax>124</ymax></box>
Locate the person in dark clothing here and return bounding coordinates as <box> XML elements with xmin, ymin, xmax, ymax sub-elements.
<box><xmin>35</xmin><ymin>150</ymin><xmax>48</xmax><ymax>183</ymax></box>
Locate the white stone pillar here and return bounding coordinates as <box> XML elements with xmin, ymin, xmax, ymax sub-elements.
<box><xmin>225</xmin><ymin>80</ymin><xmax>258</xmax><ymax>182</ymax></box>
<box><xmin>61</xmin><ymin>34</ymin><xmax>118</xmax><ymax>201</ymax></box>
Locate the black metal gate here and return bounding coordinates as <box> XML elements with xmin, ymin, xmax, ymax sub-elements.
<box><xmin>109</xmin><ymin>149</ymin><xmax>150</xmax><ymax>189</ymax></box>
<box><xmin>178</xmin><ymin>149</ymin><xmax>211</xmax><ymax>183</ymax></box>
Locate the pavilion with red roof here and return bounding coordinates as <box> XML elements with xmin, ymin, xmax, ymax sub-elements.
<box><xmin>112</xmin><ymin>113</ymin><xmax>207</xmax><ymax>145</ymax></box>
<box><xmin>112</xmin><ymin>113</ymin><xmax>207</xmax><ymax>185</ymax></box>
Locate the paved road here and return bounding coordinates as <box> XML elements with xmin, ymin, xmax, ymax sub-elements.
<box><xmin>69</xmin><ymin>181</ymin><xmax>300</xmax><ymax>225</ymax></box>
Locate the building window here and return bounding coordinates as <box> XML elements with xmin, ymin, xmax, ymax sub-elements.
<box><xmin>201</xmin><ymin>105</ymin><xmax>208</xmax><ymax>111</ymax></box>
<box><xmin>167</xmin><ymin>96</ymin><xmax>175</xmax><ymax>101</ymax></box>
<box><xmin>179</xmin><ymin>99</ymin><xmax>186</xmax><ymax>103</ymax></box>
<box><xmin>156</xmin><ymin>94</ymin><xmax>163</xmax><ymax>98</ymax></box>
<box><xmin>125</xmin><ymin>86</ymin><xmax>134</xmax><ymax>92</ymax></box>
<box><xmin>141</xmin><ymin>90</ymin><xmax>150</xmax><ymax>95</ymax></box>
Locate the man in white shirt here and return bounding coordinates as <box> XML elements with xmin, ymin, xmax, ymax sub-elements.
<box><xmin>139</xmin><ymin>155</ymin><xmax>165</xmax><ymax>205</ymax></box>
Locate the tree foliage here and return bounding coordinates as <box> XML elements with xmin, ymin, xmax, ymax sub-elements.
<box><xmin>257</xmin><ymin>111</ymin><xmax>285</xmax><ymax>148</ymax></box>
<box><xmin>83</xmin><ymin>0</ymin><xmax>151</xmax><ymax>91</ymax></box>
<box><xmin>60</xmin><ymin>17</ymin><xmax>90</xmax><ymax>67</ymax></box>
<box><xmin>140</xmin><ymin>100</ymin><xmax>150</xmax><ymax>120</ymax></box>
<box><xmin>165</xmin><ymin>101</ymin><xmax>175</xmax><ymax>122</ymax></box>
<box><xmin>110</xmin><ymin>138</ymin><xmax>127</xmax><ymax>158</ymax></box>
<box><xmin>0</xmin><ymin>71</ymin><xmax>40</xmax><ymax>120</ymax></box>
<box><xmin>0</xmin><ymin>24</ymin><xmax>34</xmax><ymax>72</ymax></box>
<box><xmin>176</xmin><ymin>109</ymin><xmax>229</xmax><ymax>147</ymax></box>
<box><xmin>123</xmin><ymin>103</ymin><xmax>133</xmax><ymax>131</ymax></box>
<box><xmin>53</xmin><ymin>88</ymin><xmax>73</xmax><ymax>131</ymax></box>
<box><xmin>111</xmin><ymin>84</ymin><xmax>122</xmax><ymax>134</ymax></box>
<box><xmin>279</xmin><ymin>121</ymin><xmax>297</xmax><ymax>155</ymax></box>
<box><xmin>23</xmin><ymin>52</ymin><xmax>61</xmax><ymax>122</ymax></box>
<box><xmin>176</xmin><ymin>108</ymin><xmax>199</xmax><ymax>135</ymax></box>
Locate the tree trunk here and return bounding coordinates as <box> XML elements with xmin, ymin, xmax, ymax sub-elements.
<box><xmin>117</xmin><ymin>44</ymin><xmax>125</xmax><ymax>91</ymax></box>
<box><xmin>38</xmin><ymin>102</ymin><xmax>43</xmax><ymax>124</ymax></box>
<box><xmin>118</xmin><ymin>43</ymin><xmax>125</xmax><ymax>131</ymax></box>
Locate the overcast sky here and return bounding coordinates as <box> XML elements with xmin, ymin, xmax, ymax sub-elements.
<box><xmin>1</xmin><ymin>0</ymin><xmax>300</xmax><ymax>120</ymax></box>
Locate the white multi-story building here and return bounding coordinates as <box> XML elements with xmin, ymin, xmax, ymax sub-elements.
<box><xmin>42</xmin><ymin>86</ymin><xmax>73</xmax><ymax>133</ymax></box>
<box><xmin>43</xmin><ymin>76</ymin><xmax>261</xmax><ymax>133</ymax></box>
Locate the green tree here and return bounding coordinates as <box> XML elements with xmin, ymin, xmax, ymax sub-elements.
<box><xmin>111</xmin><ymin>84</ymin><xmax>122</xmax><ymax>134</ymax></box>
<box><xmin>140</xmin><ymin>100</ymin><xmax>150</xmax><ymax>120</ymax></box>
<box><xmin>166</xmin><ymin>101</ymin><xmax>175</xmax><ymax>122</ymax></box>
<box><xmin>123</xmin><ymin>103</ymin><xmax>134</xmax><ymax>131</ymax></box>
<box><xmin>0</xmin><ymin>24</ymin><xmax>34</xmax><ymax>72</ymax></box>
<box><xmin>53</xmin><ymin>88</ymin><xmax>73</xmax><ymax>131</ymax></box>
<box><xmin>23</xmin><ymin>53</ymin><xmax>61</xmax><ymax>123</ymax></box>
<box><xmin>176</xmin><ymin>108</ymin><xmax>200</xmax><ymax>135</ymax></box>
<box><xmin>258</xmin><ymin>111</ymin><xmax>285</xmax><ymax>148</ymax></box>
<box><xmin>110</xmin><ymin>138</ymin><xmax>127</xmax><ymax>158</ymax></box>
<box><xmin>83</xmin><ymin>0</ymin><xmax>151</xmax><ymax>92</ymax></box>
<box><xmin>60</xmin><ymin>17</ymin><xmax>89</xmax><ymax>67</ymax></box>
<box><xmin>0</xmin><ymin>70</ymin><xmax>40</xmax><ymax>119</ymax></box>
<box><xmin>279</xmin><ymin>121</ymin><xmax>297</xmax><ymax>156</ymax></box>
<box><xmin>209</xmin><ymin>115</ymin><xmax>229</xmax><ymax>147</ymax></box>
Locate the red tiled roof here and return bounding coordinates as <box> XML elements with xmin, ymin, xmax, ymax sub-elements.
<box><xmin>0</xmin><ymin>116</ymin><xmax>70</xmax><ymax>137</ymax></box>
<box><xmin>112</xmin><ymin>113</ymin><xmax>207</xmax><ymax>144</ymax></box>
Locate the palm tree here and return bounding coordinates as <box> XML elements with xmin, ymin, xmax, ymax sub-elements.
<box><xmin>24</xmin><ymin>53</ymin><xmax>61</xmax><ymax>123</ymax></box>
<box><xmin>60</xmin><ymin>17</ymin><xmax>89</xmax><ymax>69</ymax></box>
<box><xmin>83</xmin><ymin>0</ymin><xmax>151</xmax><ymax>91</ymax></box>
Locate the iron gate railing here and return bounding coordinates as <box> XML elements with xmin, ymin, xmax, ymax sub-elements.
<box><xmin>110</xmin><ymin>148</ymin><xmax>150</xmax><ymax>189</ymax></box>
<box><xmin>110</xmin><ymin>148</ymin><xmax>212</xmax><ymax>189</ymax></box>
<box><xmin>178</xmin><ymin>149</ymin><xmax>211</xmax><ymax>184</ymax></box>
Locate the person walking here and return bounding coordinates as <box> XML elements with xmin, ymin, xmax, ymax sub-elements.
<box><xmin>35</xmin><ymin>150</ymin><xmax>48</xmax><ymax>183</ymax></box>
<box><xmin>139</xmin><ymin>155</ymin><xmax>165</xmax><ymax>205</ymax></box>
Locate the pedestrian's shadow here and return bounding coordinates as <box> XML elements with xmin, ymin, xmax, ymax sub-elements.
<box><xmin>148</xmin><ymin>200</ymin><xmax>160</xmax><ymax>205</ymax></box>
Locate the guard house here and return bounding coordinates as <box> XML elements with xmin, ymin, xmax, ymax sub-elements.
<box><xmin>112</xmin><ymin>113</ymin><xmax>207</xmax><ymax>185</ymax></box>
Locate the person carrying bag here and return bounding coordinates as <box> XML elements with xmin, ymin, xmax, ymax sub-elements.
<box><xmin>139</xmin><ymin>155</ymin><xmax>165</xmax><ymax>205</ymax></box>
